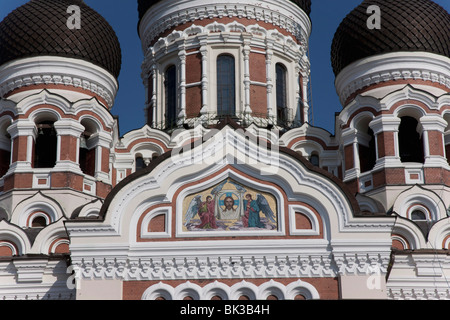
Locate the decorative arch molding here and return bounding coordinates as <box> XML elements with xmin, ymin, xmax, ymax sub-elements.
<box><xmin>391</xmin><ymin>217</ymin><xmax>429</xmax><ymax>250</ymax></box>
<box><xmin>116</xmin><ymin>125</ymin><xmax>170</xmax><ymax>153</ymax></box>
<box><xmin>391</xmin><ymin>234</ymin><xmax>410</xmax><ymax>251</ymax></box>
<box><xmin>288</xmin><ymin>204</ymin><xmax>321</xmax><ymax>236</ymax></box>
<box><xmin>0</xmin><ymin>220</ymin><xmax>32</xmax><ymax>256</ymax></box>
<box><xmin>139</xmin><ymin>206</ymin><xmax>171</xmax><ymax>239</ymax></box>
<box><xmin>147</xmin><ymin>21</ymin><xmax>304</xmax><ymax>60</ymax></box>
<box><xmin>17</xmin><ymin>90</ymin><xmax>70</xmax><ymax>119</ymax></box>
<box><xmin>71</xmin><ymin>199</ymin><xmax>103</xmax><ymax>219</ymax></box>
<box><xmin>11</xmin><ymin>192</ymin><xmax>65</xmax><ymax>228</ymax></box>
<box><xmin>392</xmin><ymin>185</ymin><xmax>446</xmax><ymax>222</ymax></box>
<box><xmin>0</xmin><ymin>240</ymin><xmax>18</xmax><ymax>256</ymax></box>
<box><xmin>340</xmin><ymin>85</ymin><xmax>450</xmax><ymax>129</ymax></box>
<box><xmin>15</xmin><ymin>90</ymin><xmax>114</xmax><ymax>131</ymax></box>
<box><xmin>141</xmin><ymin>282</ymin><xmax>175</xmax><ymax>300</ymax></box>
<box><xmin>30</xmin><ymin>218</ymin><xmax>69</xmax><ymax>255</ymax></box>
<box><xmin>426</xmin><ymin>218</ymin><xmax>450</xmax><ymax>250</ymax></box>
<box><xmin>140</xmin><ymin>279</ymin><xmax>320</xmax><ymax>300</ymax></box>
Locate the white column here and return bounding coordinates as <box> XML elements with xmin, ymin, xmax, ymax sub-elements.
<box><xmin>6</xmin><ymin>120</ymin><xmax>36</xmax><ymax>173</ymax></box>
<box><xmin>266</xmin><ymin>41</ymin><xmax>274</xmax><ymax>119</ymax></box>
<box><xmin>178</xmin><ymin>45</ymin><xmax>187</xmax><ymax>123</ymax></box>
<box><xmin>243</xmin><ymin>34</ymin><xmax>252</xmax><ymax>115</ymax></box>
<box><xmin>53</xmin><ymin>119</ymin><xmax>85</xmax><ymax>172</ymax></box>
<box><xmin>199</xmin><ymin>36</ymin><xmax>208</xmax><ymax>115</ymax></box>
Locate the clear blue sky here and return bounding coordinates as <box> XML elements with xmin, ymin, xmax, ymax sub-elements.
<box><xmin>1</xmin><ymin>0</ymin><xmax>449</xmax><ymax>137</ymax></box>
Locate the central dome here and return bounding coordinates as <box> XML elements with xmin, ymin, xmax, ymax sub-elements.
<box><xmin>0</xmin><ymin>0</ymin><xmax>122</xmax><ymax>78</ymax></box>
<box><xmin>331</xmin><ymin>0</ymin><xmax>450</xmax><ymax>76</ymax></box>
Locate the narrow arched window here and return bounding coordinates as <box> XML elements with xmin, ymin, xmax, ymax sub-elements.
<box><xmin>310</xmin><ymin>153</ymin><xmax>320</xmax><ymax>167</ymax></box>
<box><xmin>79</xmin><ymin>119</ymin><xmax>97</xmax><ymax>177</ymax></box>
<box><xmin>359</xmin><ymin>128</ymin><xmax>376</xmax><ymax>173</ymax></box>
<box><xmin>34</xmin><ymin>121</ymin><xmax>57</xmax><ymax>168</ymax></box>
<box><xmin>0</xmin><ymin>119</ymin><xmax>11</xmax><ymax>177</ymax></box>
<box><xmin>399</xmin><ymin>116</ymin><xmax>424</xmax><ymax>163</ymax></box>
<box><xmin>411</xmin><ymin>210</ymin><xmax>427</xmax><ymax>221</ymax></box>
<box><xmin>31</xmin><ymin>216</ymin><xmax>47</xmax><ymax>228</ymax></box>
<box><xmin>165</xmin><ymin>65</ymin><xmax>177</xmax><ymax>128</ymax></box>
<box><xmin>135</xmin><ymin>155</ymin><xmax>146</xmax><ymax>171</ymax></box>
<box><xmin>276</xmin><ymin>63</ymin><xmax>287</xmax><ymax>124</ymax></box>
<box><xmin>217</xmin><ymin>54</ymin><xmax>235</xmax><ymax>116</ymax></box>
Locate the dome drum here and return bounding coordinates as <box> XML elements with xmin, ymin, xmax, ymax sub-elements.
<box><xmin>138</xmin><ymin>0</ymin><xmax>312</xmax><ymax>51</ymax></box>
<box><xmin>0</xmin><ymin>0</ymin><xmax>122</xmax><ymax>105</ymax></box>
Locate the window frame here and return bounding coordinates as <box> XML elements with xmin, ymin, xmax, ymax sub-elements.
<box><xmin>216</xmin><ymin>54</ymin><xmax>236</xmax><ymax>117</ymax></box>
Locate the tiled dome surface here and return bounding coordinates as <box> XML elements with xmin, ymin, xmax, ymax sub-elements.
<box><xmin>0</xmin><ymin>0</ymin><xmax>122</xmax><ymax>78</ymax></box>
<box><xmin>331</xmin><ymin>0</ymin><xmax>450</xmax><ymax>76</ymax></box>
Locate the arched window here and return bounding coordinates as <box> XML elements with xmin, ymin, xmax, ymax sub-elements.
<box><xmin>310</xmin><ymin>153</ymin><xmax>320</xmax><ymax>167</ymax></box>
<box><xmin>217</xmin><ymin>54</ymin><xmax>236</xmax><ymax>116</ymax></box>
<box><xmin>276</xmin><ymin>63</ymin><xmax>288</xmax><ymax>124</ymax></box>
<box><xmin>411</xmin><ymin>210</ymin><xmax>427</xmax><ymax>221</ymax></box>
<box><xmin>79</xmin><ymin>119</ymin><xmax>97</xmax><ymax>177</ymax></box>
<box><xmin>164</xmin><ymin>65</ymin><xmax>177</xmax><ymax>129</ymax></box>
<box><xmin>34</xmin><ymin>121</ymin><xmax>57</xmax><ymax>168</ymax></box>
<box><xmin>399</xmin><ymin>116</ymin><xmax>424</xmax><ymax>163</ymax></box>
<box><xmin>359</xmin><ymin>128</ymin><xmax>376</xmax><ymax>173</ymax></box>
<box><xmin>0</xmin><ymin>119</ymin><xmax>11</xmax><ymax>177</ymax></box>
<box><xmin>31</xmin><ymin>216</ymin><xmax>47</xmax><ymax>228</ymax></box>
<box><xmin>135</xmin><ymin>155</ymin><xmax>146</xmax><ymax>171</ymax></box>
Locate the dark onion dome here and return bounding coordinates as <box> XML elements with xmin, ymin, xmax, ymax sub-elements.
<box><xmin>137</xmin><ymin>0</ymin><xmax>312</xmax><ymax>21</ymax></box>
<box><xmin>0</xmin><ymin>0</ymin><xmax>122</xmax><ymax>78</ymax></box>
<box><xmin>331</xmin><ymin>0</ymin><xmax>450</xmax><ymax>76</ymax></box>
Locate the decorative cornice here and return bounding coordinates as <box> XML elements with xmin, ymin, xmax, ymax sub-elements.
<box><xmin>0</xmin><ymin>56</ymin><xmax>119</xmax><ymax>109</ymax></box>
<box><xmin>69</xmin><ymin>247</ymin><xmax>395</xmax><ymax>281</ymax></box>
<box><xmin>138</xmin><ymin>0</ymin><xmax>311</xmax><ymax>52</ymax></box>
<box><xmin>335</xmin><ymin>52</ymin><xmax>450</xmax><ymax>106</ymax></box>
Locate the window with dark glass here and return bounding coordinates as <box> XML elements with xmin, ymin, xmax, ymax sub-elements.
<box><xmin>399</xmin><ymin>116</ymin><xmax>424</xmax><ymax>163</ymax></box>
<box><xmin>217</xmin><ymin>55</ymin><xmax>236</xmax><ymax>116</ymax></box>
<box><xmin>411</xmin><ymin>210</ymin><xmax>427</xmax><ymax>221</ymax></box>
<box><xmin>359</xmin><ymin>128</ymin><xmax>376</xmax><ymax>173</ymax></box>
<box><xmin>135</xmin><ymin>155</ymin><xmax>146</xmax><ymax>171</ymax></box>
<box><xmin>79</xmin><ymin>131</ymin><xmax>95</xmax><ymax>177</ymax></box>
<box><xmin>310</xmin><ymin>153</ymin><xmax>320</xmax><ymax>167</ymax></box>
<box><xmin>0</xmin><ymin>121</ymin><xmax>11</xmax><ymax>177</ymax></box>
<box><xmin>276</xmin><ymin>63</ymin><xmax>287</xmax><ymax>124</ymax></box>
<box><xmin>165</xmin><ymin>65</ymin><xmax>177</xmax><ymax>128</ymax></box>
<box><xmin>34</xmin><ymin>121</ymin><xmax>57</xmax><ymax>168</ymax></box>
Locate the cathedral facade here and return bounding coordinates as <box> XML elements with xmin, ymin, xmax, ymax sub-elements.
<box><xmin>0</xmin><ymin>0</ymin><xmax>449</xmax><ymax>300</ymax></box>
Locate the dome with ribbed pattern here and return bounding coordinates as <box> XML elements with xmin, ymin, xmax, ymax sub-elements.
<box><xmin>331</xmin><ymin>0</ymin><xmax>450</xmax><ymax>76</ymax></box>
<box><xmin>0</xmin><ymin>0</ymin><xmax>122</xmax><ymax>78</ymax></box>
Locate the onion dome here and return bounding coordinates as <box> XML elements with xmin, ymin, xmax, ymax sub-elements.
<box><xmin>331</xmin><ymin>0</ymin><xmax>450</xmax><ymax>76</ymax></box>
<box><xmin>137</xmin><ymin>0</ymin><xmax>312</xmax><ymax>21</ymax></box>
<box><xmin>0</xmin><ymin>0</ymin><xmax>122</xmax><ymax>78</ymax></box>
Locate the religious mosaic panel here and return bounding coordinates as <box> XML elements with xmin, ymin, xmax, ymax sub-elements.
<box><xmin>183</xmin><ymin>179</ymin><xmax>278</xmax><ymax>232</ymax></box>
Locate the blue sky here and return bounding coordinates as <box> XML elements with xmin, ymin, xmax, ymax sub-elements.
<box><xmin>1</xmin><ymin>0</ymin><xmax>449</xmax><ymax>137</ymax></box>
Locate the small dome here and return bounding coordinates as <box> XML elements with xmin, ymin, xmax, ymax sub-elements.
<box><xmin>0</xmin><ymin>0</ymin><xmax>122</xmax><ymax>78</ymax></box>
<box><xmin>331</xmin><ymin>0</ymin><xmax>450</xmax><ymax>76</ymax></box>
<box><xmin>137</xmin><ymin>0</ymin><xmax>311</xmax><ymax>21</ymax></box>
